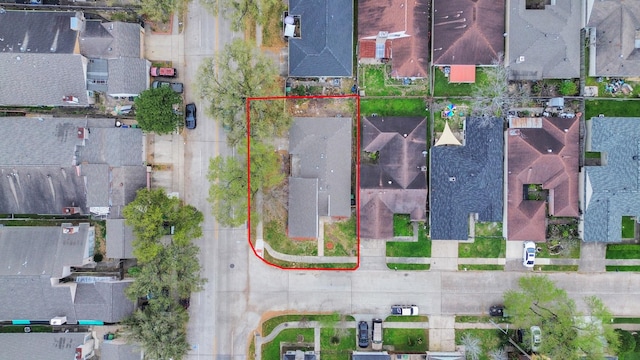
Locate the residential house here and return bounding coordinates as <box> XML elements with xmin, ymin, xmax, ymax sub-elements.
<box><xmin>432</xmin><ymin>0</ymin><xmax>505</xmax><ymax>66</ymax></box>
<box><xmin>586</xmin><ymin>0</ymin><xmax>640</xmax><ymax>77</ymax></box>
<box><xmin>352</xmin><ymin>352</ymin><xmax>391</xmax><ymax>360</ymax></box>
<box><xmin>507</xmin><ymin>0</ymin><xmax>582</xmax><ymax>80</ymax></box>
<box><xmin>287</xmin><ymin>0</ymin><xmax>353</xmax><ymax>77</ymax></box>
<box><xmin>358</xmin><ymin>0</ymin><xmax>430</xmax><ymax>78</ymax></box>
<box><xmin>430</xmin><ymin>117</ymin><xmax>503</xmax><ymax>240</ymax></box>
<box><xmin>506</xmin><ymin>116</ymin><xmax>580</xmax><ymax>242</ymax></box>
<box><xmin>0</xmin><ymin>333</ymin><xmax>95</xmax><ymax>360</ymax></box>
<box><xmin>101</xmin><ymin>339</ymin><xmax>144</xmax><ymax>360</ymax></box>
<box><xmin>360</xmin><ymin>116</ymin><xmax>427</xmax><ymax>239</ymax></box>
<box><xmin>0</xmin><ymin>117</ymin><xmax>147</xmax><ymax>217</ymax></box>
<box><xmin>583</xmin><ymin>117</ymin><xmax>640</xmax><ymax>242</ymax></box>
<box><xmin>283</xmin><ymin>350</ymin><xmax>316</xmax><ymax>360</ymax></box>
<box><xmin>0</xmin><ymin>10</ymin><xmax>149</xmax><ymax>107</ymax></box>
<box><xmin>287</xmin><ymin>117</ymin><xmax>352</xmax><ymax>239</ymax></box>
<box><xmin>0</xmin><ymin>223</ymin><xmax>135</xmax><ymax>323</ymax></box>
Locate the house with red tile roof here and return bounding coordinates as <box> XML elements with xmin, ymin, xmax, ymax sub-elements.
<box><xmin>506</xmin><ymin>116</ymin><xmax>580</xmax><ymax>242</ymax></box>
<box><xmin>358</xmin><ymin>0</ymin><xmax>430</xmax><ymax>78</ymax></box>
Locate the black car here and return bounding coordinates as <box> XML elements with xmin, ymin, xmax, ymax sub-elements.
<box><xmin>358</xmin><ymin>321</ymin><xmax>369</xmax><ymax>348</ymax></box>
<box><xmin>489</xmin><ymin>305</ymin><xmax>504</xmax><ymax>317</ymax></box>
<box><xmin>185</xmin><ymin>103</ymin><xmax>196</xmax><ymax>129</ymax></box>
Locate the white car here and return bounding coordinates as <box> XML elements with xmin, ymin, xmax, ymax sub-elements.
<box><xmin>530</xmin><ymin>326</ymin><xmax>542</xmax><ymax>352</ymax></box>
<box><xmin>523</xmin><ymin>241</ymin><xmax>536</xmax><ymax>268</ymax></box>
<box><xmin>391</xmin><ymin>305</ymin><xmax>419</xmax><ymax>316</ymax></box>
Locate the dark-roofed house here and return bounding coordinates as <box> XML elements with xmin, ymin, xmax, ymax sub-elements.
<box><xmin>430</xmin><ymin>117</ymin><xmax>503</xmax><ymax>240</ymax></box>
<box><xmin>0</xmin><ymin>333</ymin><xmax>95</xmax><ymax>360</ymax></box>
<box><xmin>352</xmin><ymin>351</ymin><xmax>391</xmax><ymax>360</ymax></box>
<box><xmin>432</xmin><ymin>0</ymin><xmax>505</xmax><ymax>65</ymax></box>
<box><xmin>586</xmin><ymin>0</ymin><xmax>640</xmax><ymax>77</ymax></box>
<box><xmin>507</xmin><ymin>0</ymin><xmax>582</xmax><ymax>80</ymax></box>
<box><xmin>0</xmin><ymin>117</ymin><xmax>146</xmax><ymax>217</ymax></box>
<box><xmin>287</xmin><ymin>0</ymin><xmax>353</xmax><ymax>77</ymax></box>
<box><xmin>0</xmin><ymin>223</ymin><xmax>135</xmax><ymax>323</ymax></box>
<box><xmin>584</xmin><ymin>117</ymin><xmax>640</xmax><ymax>242</ymax></box>
<box><xmin>360</xmin><ymin>116</ymin><xmax>427</xmax><ymax>239</ymax></box>
<box><xmin>358</xmin><ymin>0</ymin><xmax>430</xmax><ymax>78</ymax></box>
<box><xmin>0</xmin><ymin>10</ymin><xmax>149</xmax><ymax>107</ymax></box>
<box><xmin>101</xmin><ymin>340</ymin><xmax>144</xmax><ymax>360</ymax></box>
<box><xmin>288</xmin><ymin>117</ymin><xmax>352</xmax><ymax>239</ymax></box>
<box><xmin>106</xmin><ymin>219</ymin><xmax>136</xmax><ymax>259</ymax></box>
<box><xmin>507</xmin><ymin>116</ymin><xmax>580</xmax><ymax>242</ymax></box>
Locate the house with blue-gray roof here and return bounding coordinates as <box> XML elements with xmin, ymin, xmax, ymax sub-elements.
<box><xmin>287</xmin><ymin>0</ymin><xmax>353</xmax><ymax>77</ymax></box>
<box><xmin>430</xmin><ymin>117</ymin><xmax>504</xmax><ymax>240</ymax></box>
<box><xmin>583</xmin><ymin>117</ymin><xmax>640</xmax><ymax>242</ymax></box>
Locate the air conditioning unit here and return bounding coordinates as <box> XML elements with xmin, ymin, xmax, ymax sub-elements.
<box><xmin>50</xmin><ymin>316</ymin><xmax>67</xmax><ymax>325</ymax></box>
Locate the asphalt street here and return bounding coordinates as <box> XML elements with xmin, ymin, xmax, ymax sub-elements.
<box><xmin>158</xmin><ymin>5</ymin><xmax>640</xmax><ymax>360</ymax></box>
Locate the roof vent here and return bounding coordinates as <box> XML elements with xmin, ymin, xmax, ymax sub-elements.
<box><xmin>633</xmin><ymin>155</ymin><xmax>639</xmax><ymax>161</ymax></box>
<box><xmin>449</xmin><ymin>176</ymin><xmax>456</xmax><ymax>182</ymax></box>
<box><xmin>547</xmin><ymin>148</ymin><xmax>553</xmax><ymax>153</ymax></box>
<box><xmin>517</xmin><ymin>56</ymin><xmax>525</xmax><ymax>63</ymax></box>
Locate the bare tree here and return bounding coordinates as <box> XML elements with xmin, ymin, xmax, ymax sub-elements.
<box><xmin>488</xmin><ymin>347</ymin><xmax>508</xmax><ymax>360</ymax></box>
<box><xmin>471</xmin><ymin>53</ymin><xmax>529</xmax><ymax>119</ymax></box>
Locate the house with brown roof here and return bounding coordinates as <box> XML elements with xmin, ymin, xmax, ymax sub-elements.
<box><xmin>359</xmin><ymin>116</ymin><xmax>427</xmax><ymax>239</ymax></box>
<box><xmin>506</xmin><ymin>116</ymin><xmax>580</xmax><ymax>242</ymax></box>
<box><xmin>358</xmin><ymin>0</ymin><xmax>430</xmax><ymax>78</ymax></box>
<box><xmin>431</xmin><ymin>0</ymin><xmax>505</xmax><ymax>66</ymax></box>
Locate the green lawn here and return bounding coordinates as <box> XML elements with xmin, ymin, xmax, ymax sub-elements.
<box><xmin>539</xmin><ymin>265</ymin><xmax>579</xmax><ymax>272</ymax></box>
<box><xmin>606</xmin><ymin>244</ymin><xmax>640</xmax><ymax>259</ymax></box>
<box><xmin>622</xmin><ymin>216</ymin><xmax>636</xmax><ymax>239</ymax></box>
<box><xmin>383</xmin><ymin>328</ymin><xmax>429</xmax><ymax>352</ymax></box>
<box><xmin>458</xmin><ymin>237</ymin><xmax>506</xmax><ymax>258</ymax></box>
<box><xmin>386</xmin><ymin>224</ymin><xmax>431</xmax><ymax>257</ymax></box>
<box><xmin>393</xmin><ymin>214</ymin><xmax>413</xmax><ymax>236</ymax></box>
<box><xmin>433</xmin><ymin>68</ymin><xmax>487</xmax><ymax>97</ymax></box>
<box><xmin>360</xmin><ymin>65</ymin><xmax>402</xmax><ymax>96</ymax></box>
<box><xmin>585</xmin><ymin>99</ymin><xmax>640</xmax><ymax>120</ymax></box>
<box><xmin>320</xmin><ymin>328</ymin><xmax>355</xmax><ymax>360</ymax></box>
<box><xmin>475</xmin><ymin>222</ymin><xmax>503</xmax><ymax>237</ymax></box>
<box><xmin>360</xmin><ymin>98</ymin><xmax>428</xmax><ymax>117</ymax></box>
<box><xmin>455</xmin><ymin>329</ymin><xmax>509</xmax><ymax>360</ymax></box>
<box><xmin>261</xmin><ymin>328</ymin><xmax>314</xmax><ymax>360</ymax></box>
<box><xmin>385</xmin><ymin>315</ymin><xmax>429</xmax><ymax>322</ymax></box>
<box><xmin>262</xmin><ymin>314</ymin><xmax>355</xmax><ymax>337</ymax></box>
<box><xmin>585</xmin><ymin>151</ymin><xmax>601</xmax><ymax>159</ymax></box>
<box><xmin>0</xmin><ymin>325</ymin><xmax>52</xmax><ymax>333</ymax></box>
<box><xmin>613</xmin><ymin>318</ymin><xmax>640</xmax><ymax>324</ymax></box>
<box><xmin>387</xmin><ymin>263</ymin><xmax>430</xmax><ymax>271</ymax></box>
<box><xmin>458</xmin><ymin>264</ymin><xmax>504</xmax><ymax>271</ymax></box>
<box><xmin>607</xmin><ymin>266</ymin><xmax>640</xmax><ymax>272</ymax></box>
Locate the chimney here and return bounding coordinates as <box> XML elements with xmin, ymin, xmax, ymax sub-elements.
<box><xmin>77</xmin><ymin>127</ymin><xmax>88</xmax><ymax>139</ymax></box>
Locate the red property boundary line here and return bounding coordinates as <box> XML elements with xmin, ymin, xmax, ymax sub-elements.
<box><xmin>246</xmin><ymin>94</ymin><xmax>361</xmax><ymax>271</ymax></box>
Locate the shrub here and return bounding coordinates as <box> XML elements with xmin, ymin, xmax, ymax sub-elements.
<box><xmin>560</xmin><ymin>81</ymin><xmax>578</xmax><ymax>96</ymax></box>
<box><xmin>617</xmin><ymin>329</ymin><xmax>636</xmax><ymax>353</ymax></box>
<box><xmin>93</xmin><ymin>253</ymin><xmax>104</xmax><ymax>262</ymax></box>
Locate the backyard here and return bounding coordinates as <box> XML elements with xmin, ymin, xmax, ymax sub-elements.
<box><xmin>433</xmin><ymin>67</ymin><xmax>487</xmax><ymax>97</ymax></box>
<box><xmin>585</xmin><ymin>99</ymin><xmax>640</xmax><ymax>120</ymax></box>
<box><xmin>360</xmin><ymin>98</ymin><xmax>428</xmax><ymax>118</ymax></box>
<box><xmin>358</xmin><ymin>65</ymin><xmax>428</xmax><ymax>96</ymax></box>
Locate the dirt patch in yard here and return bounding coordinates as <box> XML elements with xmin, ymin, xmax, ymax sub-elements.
<box><xmin>287</xmin><ymin>98</ymin><xmax>355</xmax><ymax>118</ymax></box>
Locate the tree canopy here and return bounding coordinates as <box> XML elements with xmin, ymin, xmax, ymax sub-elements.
<box><xmin>199</xmin><ymin>0</ymin><xmax>283</xmax><ymax>31</ymax></box>
<box><xmin>504</xmin><ymin>275</ymin><xmax>619</xmax><ymax>359</ymax></box>
<box><xmin>122</xmin><ymin>188</ymin><xmax>206</xmax><ymax>359</ymax></box>
<box><xmin>134</xmin><ymin>86</ymin><xmax>182</xmax><ymax>134</ymax></box>
<box><xmin>471</xmin><ymin>53</ymin><xmax>529</xmax><ymax>118</ymax></box>
<box><xmin>139</xmin><ymin>0</ymin><xmax>176</xmax><ymax>24</ymax></box>
<box><xmin>196</xmin><ymin>39</ymin><xmax>289</xmax><ymax>145</ymax></box>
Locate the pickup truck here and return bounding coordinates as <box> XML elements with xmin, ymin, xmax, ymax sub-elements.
<box><xmin>150</xmin><ymin>67</ymin><xmax>177</xmax><ymax>77</ymax></box>
<box><xmin>391</xmin><ymin>305</ymin><xmax>419</xmax><ymax>316</ymax></box>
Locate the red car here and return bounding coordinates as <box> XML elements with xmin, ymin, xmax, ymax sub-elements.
<box><xmin>150</xmin><ymin>67</ymin><xmax>176</xmax><ymax>77</ymax></box>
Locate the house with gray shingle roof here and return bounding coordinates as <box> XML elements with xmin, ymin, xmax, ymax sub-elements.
<box><xmin>360</xmin><ymin>116</ymin><xmax>427</xmax><ymax>239</ymax></box>
<box><xmin>506</xmin><ymin>0</ymin><xmax>582</xmax><ymax>80</ymax></box>
<box><xmin>0</xmin><ymin>10</ymin><xmax>149</xmax><ymax>106</ymax></box>
<box><xmin>106</xmin><ymin>219</ymin><xmax>136</xmax><ymax>259</ymax></box>
<box><xmin>287</xmin><ymin>0</ymin><xmax>353</xmax><ymax>77</ymax></box>
<box><xmin>0</xmin><ymin>223</ymin><xmax>134</xmax><ymax>324</ymax></box>
<box><xmin>583</xmin><ymin>117</ymin><xmax>640</xmax><ymax>242</ymax></box>
<box><xmin>287</xmin><ymin>117</ymin><xmax>352</xmax><ymax>239</ymax></box>
<box><xmin>586</xmin><ymin>0</ymin><xmax>640</xmax><ymax>77</ymax></box>
<box><xmin>430</xmin><ymin>117</ymin><xmax>503</xmax><ymax>240</ymax></box>
<box><xmin>0</xmin><ymin>117</ymin><xmax>146</xmax><ymax>217</ymax></box>
<box><xmin>0</xmin><ymin>333</ymin><xmax>95</xmax><ymax>360</ymax></box>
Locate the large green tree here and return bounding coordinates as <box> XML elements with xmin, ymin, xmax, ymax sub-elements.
<box><xmin>504</xmin><ymin>275</ymin><xmax>619</xmax><ymax>359</ymax></box>
<box><xmin>207</xmin><ymin>138</ymin><xmax>282</xmax><ymax>227</ymax></box>
<box><xmin>123</xmin><ymin>188</ymin><xmax>203</xmax><ymax>263</ymax></box>
<box><xmin>200</xmin><ymin>0</ymin><xmax>283</xmax><ymax>31</ymax></box>
<box><xmin>139</xmin><ymin>0</ymin><xmax>176</xmax><ymax>24</ymax></box>
<box><xmin>196</xmin><ymin>39</ymin><xmax>290</xmax><ymax>145</ymax></box>
<box><xmin>134</xmin><ymin>86</ymin><xmax>182</xmax><ymax>134</ymax></box>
